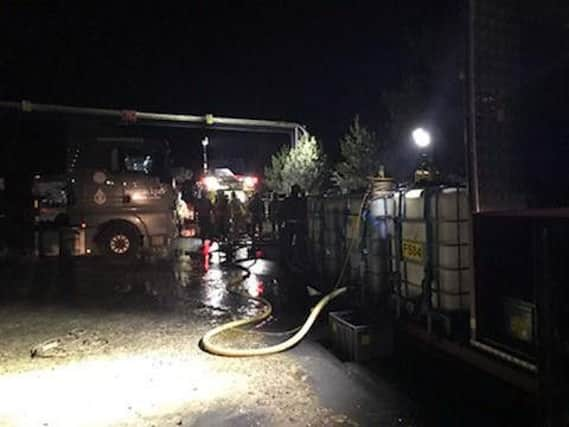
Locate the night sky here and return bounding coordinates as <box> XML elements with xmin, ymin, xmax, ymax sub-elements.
<box><xmin>0</xmin><ymin>0</ymin><xmax>463</xmax><ymax>178</ymax></box>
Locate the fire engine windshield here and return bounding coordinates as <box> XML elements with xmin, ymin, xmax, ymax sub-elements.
<box><xmin>69</xmin><ymin>138</ymin><xmax>169</xmax><ymax>179</ymax></box>
<box><xmin>123</xmin><ymin>152</ymin><xmax>154</xmax><ymax>174</ymax></box>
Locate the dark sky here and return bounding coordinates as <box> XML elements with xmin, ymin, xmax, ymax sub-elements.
<box><xmin>1</xmin><ymin>2</ymin><xmax>461</xmax><ymax>132</ymax></box>
<box><xmin>0</xmin><ymin>1</ymin><xmax>464</xmax><ymax>180</ymax></box>
<box><xmin>2</xmin><ymin>1</ymin><xmax>569</xmax><ymax>206</ymax></box>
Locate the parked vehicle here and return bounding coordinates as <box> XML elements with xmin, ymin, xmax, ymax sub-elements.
<box><xmin>33</xmin><ymin>137</ymin><xmax>178</xmax><ymax>258</ymax></box>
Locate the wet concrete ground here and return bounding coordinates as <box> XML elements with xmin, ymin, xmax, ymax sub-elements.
<box><xmin>0</xmin><ymin>237</ymin><xmax>538</xmax><ymax>426</ymax></box>
<box><xmin>0</xmin><ymin>240</ymin><xmax>419</xmax><ymax>426</ymax></box>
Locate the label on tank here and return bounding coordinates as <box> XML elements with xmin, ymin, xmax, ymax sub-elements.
<box><xmin>402</xmin><ymin>240</ymin><xmax>424</xmax><ymax>264</ymax></box>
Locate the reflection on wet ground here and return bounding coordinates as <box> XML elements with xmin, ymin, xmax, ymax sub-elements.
<box><xmin>0</xmin><ymin>239</ymin><xmax>538</xmax><ymax>426</ymax></box>
<box><xmin>3</xmin><ymin>239</ymin><xmax>311</xmax><ymax>334</ymax></box>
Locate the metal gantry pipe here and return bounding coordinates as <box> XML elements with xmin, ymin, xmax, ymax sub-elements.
<box><xmin>0</xmin><ymin>100</ymin><xmax>308</xmax><ymax>145</ymax></box>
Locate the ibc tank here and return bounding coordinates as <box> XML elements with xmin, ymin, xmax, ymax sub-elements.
<box><xmin>322</xmin><ymin>196</ymin><xmax>346</xmax><ymax>282</ymax></box>
<box><xmin>307</xmin><ymin>196</ymin><xmax>324</xmax><ymax>273</ymax></box>
<box><xmin>345</xmin><ymin>194</ymin><xmax>366</xmax><ymax>283</ymax></box>
<box><xmin>310</xmin><ymin>194</ymin><xmax>367</xmax><ymax>287</ymax></box>
<box><xmin>396</xmin><ymin>186</ymin><xmax>472</xmax><ymax>312</ymax></box>
<box><xmin>364</xmin><ymin>191</ymin><xmax>398</xmax><ymax>308</ymax></box>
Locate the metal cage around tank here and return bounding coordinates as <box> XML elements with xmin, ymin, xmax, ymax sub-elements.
<box><xmin>307</xmin><ymin>190</ymin><xmax>398</xmax><ymax>313</ymax></box>
<box><xmin>307</xmin><ymin>194</ymin><xmax>364</xmax><ymax>289</ymax></box>
<box><xmin>392</xmin><ymin>184</ymin><xmax>472</xmax><ymax>337</ymax></box>
<box><xmin>363</xmin><ymin>190</ymin><xmax>399</xmax><ymax>314</ymax></box>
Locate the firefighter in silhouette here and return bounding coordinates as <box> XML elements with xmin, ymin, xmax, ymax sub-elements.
<box><xmin>214</xmin><ymin>190</ymin><xmax>230</xmax><ymax>239</ymax></box>
<box><xmin>196</xmin><ymin>190</ymin><xmax>213</xmax><ymax>239</ymax></box>
<box><xmin>229</xmin><ymin>191</ymin><xmax>246</xmax><ymax>238</ymax></box>
<box><xmin>268</xmin><ymin>192</ymin><xmax>282</xmax><ymax>239</ymax></box>
<box><xmin>281</xmin><ymin>184</ymin><xmax>307</xmax><ymax>269</ymax></box>
<box><xmin>248</xmin><ymin>192</ymin><xmax>265</xmax><ymax>237</ymax></box>
<box><xmin>279</xmin><ymin>184</ymin><xmax>309</xmax><ymax>311</ymax></box>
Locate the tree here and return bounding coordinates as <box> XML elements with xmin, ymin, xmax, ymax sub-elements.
<box><xmin>264</xmin><ymin>144</ymin><xmax>290</xmax><ymax>194</ymax></box>
<box><xmin>264</xmin><ymin>135</ymin><xmax>326</xmax><ymax>194</ymax></box>
<box><xmin>333</xmin><ymin>115</ymin><xmax>380</xmax><ymax>192</ymax></box>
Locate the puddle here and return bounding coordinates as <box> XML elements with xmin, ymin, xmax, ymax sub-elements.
<box><xmin>4</xmin><ymin>240</ymin><xmax>311</xmax><ymax>335</ymax></box>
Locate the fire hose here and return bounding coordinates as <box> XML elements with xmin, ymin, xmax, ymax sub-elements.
<box><xmin>199</xmin><ymin>284</ymin><xmax>347</xmax><ymax>357</ymax></box>
<box><xmin>199</xmin><ymin>190</ymin><xmax>371</xmax><ymax>357</ymax></box>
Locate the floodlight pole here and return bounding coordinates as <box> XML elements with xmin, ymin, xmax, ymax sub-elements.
<box><xmin>202</xmin><ymin>137</ymin><xmax>209</xmax><ymax>175</ymax></box>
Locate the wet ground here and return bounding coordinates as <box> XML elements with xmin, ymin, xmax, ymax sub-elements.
<box><xmin>0</xmin><ymin>240</ymin><xmax>417</xmax><ymax>427</ymax></box>
<box><xmin>0</xmin><ymin>239</ymin><xmax>536</xmax><ymax>426</ymax></box>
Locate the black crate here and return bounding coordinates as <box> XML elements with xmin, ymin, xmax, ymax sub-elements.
<box><xmin>329</xmin><ymin>310</ymin><xmax>393</xmax><ymax>362</ymax></box>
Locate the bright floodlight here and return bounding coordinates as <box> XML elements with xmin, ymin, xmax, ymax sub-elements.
<box><xmin>202</xmin><ymin>137</ymin><xmax>209</xmax><ymax>147</ymax></box>
<box><xmin>412</xmin><ymin>128</ymin><xmax>431</xmax><ymax>148</ymax></box>
<box><xmin>203</xmin><ymin>176</ymin><xmax>219</xmax><ymax>191</ymax></box>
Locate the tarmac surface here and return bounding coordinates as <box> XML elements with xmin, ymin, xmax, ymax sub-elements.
<box><xmin>0</xmin><ymin>238</ymin><xmax>534</xmax><ymax>426</ymax></box>
<box><xmin>0</xmin><ymin>240</ymin><xmax>418</xmax><ymax>426</ymax></box>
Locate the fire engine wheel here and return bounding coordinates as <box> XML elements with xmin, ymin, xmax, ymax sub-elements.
<box><xmin>99</xmin><ymin>224</ymin><xmax>140</xmax><ymax>257</ymax></box>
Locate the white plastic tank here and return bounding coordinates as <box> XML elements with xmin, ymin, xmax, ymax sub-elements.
<box><xmin>345</xmin><ymin>194</ymin><xmax>365</xmax><ymax>283</ymax></box>
<box><xmin>307</xmin><ymin>197</ymin><xmax>323</xmax><ymax>245</ymax></box>
<box><xmin>364</xmin><ymin>191</ymin><xmax>399</xmax><ymax>304</ymax></box>
<box><xmin>396</xmin><ymin>186</ymin><xmax>472</xmax><ymax>312</ymax></box>
<box><xmin>321</xmin><ymin>196</ymin><xmax>347</xmax><ymax>280</ymax></box>
<box><xmin>307</xmin><ymin>196</ymin><xmax>323</xmax><ymax>275</ymax></box>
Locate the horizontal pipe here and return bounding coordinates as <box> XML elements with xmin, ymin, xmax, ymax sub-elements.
<box><xmin>135</xmin><ymin>120</ymin><xmax>298</xmax><ymax>136</ymax></box>
<box><xmin>0</xmin><ymin>100</ymin><xmax>308</xmax><ymax>139</ymax></box>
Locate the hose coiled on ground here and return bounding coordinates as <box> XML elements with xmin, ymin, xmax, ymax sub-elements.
<box><xmin>199</xmin><ymin>190</ymin><xmax>370</xmax><ymax>357</ymax></box>
<box><xmin>200</xmin><ymin>285</ymin><xmax>346</xmax><ymax>357</ymax></box>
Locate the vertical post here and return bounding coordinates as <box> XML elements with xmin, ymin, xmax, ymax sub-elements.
<box><xmin>537</xmin><ymin>225</ymin><xmax>552</xmax><ymax>426</ymax></box>
<box><xmin>292</xmin><ymin>127</ymin><xmax>300</xmax><ymax>147</ymax></box>
<box><xmin>202</xmin><ymin>137</ymin><xmax>209</xmax><ymax>175</ymax></box>
<box><xmin>466</xmin><ymin>0</ymin><xmax>481</xmax><ymax>348</ymax></box>
<box><xmin>423</xmin><ymin>187</ymin><xmax>434</xmax><ymax>330</ymax></box>
<box><xmin>466</xmin><ymin>0</ymin><xmax>480</xmax><ymax>214</ymax></box>
<box><xmin>537</xmin><ymin>224</ymin><xmax>569</xmax><ymax>427</ymax></box>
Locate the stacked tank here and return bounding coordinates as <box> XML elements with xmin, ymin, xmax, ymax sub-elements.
<box><xmin>307</xmin><ymin>184</ymin><xmax>472</xmax><ymax>335</ymax></box>
<box><xmin>393</xmin><ymin>186</ymin><xmax>472</xmax><ymax>321</ymax></box>
<box><xmin>321</xmin><ymin>196</ymin><xmax>346</xmax><ymax>283</ymax></box>
<box><xmin>307</xmin><ymin>194</ymin><xmax>366</xmax><ymax>288</ymax></box>
<box><xmin>363</xmin><ymin>191</ymin><xmax>398</xmax><ymax>308</ymax></box>
<box><xmin>344</xmin><ymin>194</ymin><xmax>367</xmax><ymax>284</ymax></box>
<box><xmin>307</xmin><ymin>195</ymin><xmax>347</xmax><ymax>286</ymax></box>
<box><xmin>307</xmin><ymin>197</ymin><xmax>324</xmax><ymax>276</ymax></box>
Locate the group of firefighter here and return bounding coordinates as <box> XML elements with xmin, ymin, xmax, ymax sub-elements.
<box><xmin>193</xmin><ymin>184</ymin><xmax>308</xmax><ymax>264</ymax></box>
<box><xmin>193</xmin><ymin>190</ymin><xmax>264</xmax><ymax>239</ymax></box>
